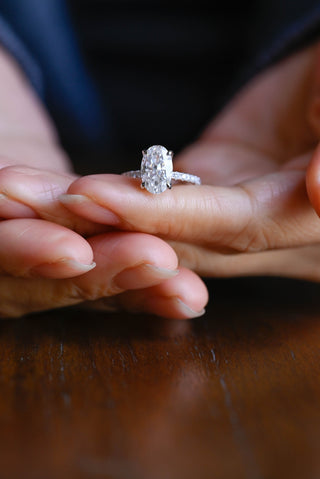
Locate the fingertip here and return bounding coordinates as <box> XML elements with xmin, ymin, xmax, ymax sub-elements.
<box><xmin>141</xmin><ymin>267</ymin><xmax>209</xmax><ymax>319</ymax></box>
<box><xmin>85</xmin><ymin>266</ymin><xmax>209</xmax><ymax>320</ymax></box>
<box><xmin>31</xmin><ymin>260</ymin><xmax>96</xmax><ymax>279</ymax></box>
<box><xmin>0</xmin><ymin>219</ymin><xmax>95</xmax><ymax>278</ymax></box>
<box><xmin>33</xmin><ymin>221</ymin><xmax>95</xmax><ymax>267</ymax></box>
<box><xmin>112</xmin><ymin>263</ymin><xmax>179</xmax><ymax>290</ymax></box>
<box><xmin>174</xmin><ymin>298</ymin><xmax>206</xmax><ymax>318</ymax></box>
<box><xmin>59</xmin><ymin>193</ymin><xmax>120</xmax><ymax>225</ymax></box>
<box><xmin>154</xmin><ymin>267</ymin><xmax>209</xmax><ymax>311</ymax></box>
<box><xmin>88</xmin><ymin>232</ymin><xmax>179</xmax><ymax>273</ymax></box>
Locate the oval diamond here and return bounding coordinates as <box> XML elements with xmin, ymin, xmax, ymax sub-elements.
<box><xmin>141</xmin><ymin>145</ymin><xmax>173</xmax><ymax>194</ymax></box>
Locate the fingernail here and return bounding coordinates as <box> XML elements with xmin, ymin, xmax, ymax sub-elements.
<box><xmin>31</xmin><ymin>259</ymin><xmax>96</xmax><ymax>279</ymax></box>
<box><xmin>59</xmin><ymin>194</ymin><xmax>120</xmax><ymax>225</ymax></box>
<box><xmin>113</xmin><ymin>263</ymin><xmax>179</xmax><ymax>290</ymax></box>
<box><xmin>143</xmin><ymin>264</ymin><xmax>180</xmax><ymax>278</ymax></box>
<box><xmin>59</xmin><ymin>194</ymin><xmax>88</xmax><ymax>204</ymax></box>
<box><xmin>0</xmin><ymin>193</ymin><xmax>38</xmax><ymax>218</ymax></box>
<box><xmin>60</xmin><ymin>259</ymin><xmax>96</xmax><ymax>272</ymax></box>
<box><xmin>174</xmin><ymin>298</ymin><xmax>206</xmax><ymax>319</ymax></box>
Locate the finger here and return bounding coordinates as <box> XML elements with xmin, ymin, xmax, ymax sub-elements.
<box><xmin>0</xmin><ymin>218</ymin><xmax>95</xmax><ymax>278</ymax></box>
<box><xmin>0</xmin><ymin>165</ymin><xmax>104</xmax><ymax>235</ymax></box>
<box><xmin>173</xmin><ymin>140</ymin><xmax>277</xmax><ymax>186</ymax></box>
<box><xmin>0</xmin><ymin>232</ymin><xmax>184</xmax><ymax>318</ymax></box>
<box><xmin>200</xmin><ymin>46</ymin><xmax>318</xmax><ymax>162</ymax></box>
<box><xmin>169</xmin><ymin>240</ymin><xmax>320</xmax><ymax>282</ymax></box>
<box><xmin>85</xmin><ymin>267</ymin><xmax>208</xmax><ymax>319</ymax></box>
<box><xmin>0</xmin><ymin>267</ymin><xmax>207</xmax><ymax>320</ymax></box>
<box><xmin>172</xmin><ymin>46</ymin><xmax>319</xmax><ymax>188</ymax></box>
<box><xmin>74</xmin><ymin>231</ymin><xmax>179</xmax><ymax>295</ymax></box>
<box><xmin>61</xmin><ymin>166</ymin><xmax>320</xmax><ymax>252</ymax></box>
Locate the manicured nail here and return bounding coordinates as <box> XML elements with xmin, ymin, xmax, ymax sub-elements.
<box><xmin>0</xmin><ymin>193</ymin><xmax>38</xmax><ymax>218</ymax></box>
<box><xmin>143</xmin><ymin>264</ymin><xmax>179</xmax><ymax>278</ymax></box>
<box><xmin>59</xmin><ymin>194</ymin><xmax>120</xmax><ymax>225</ymax></box>
<box><xmin>59</xmin><ymin>194</ymin><xmax>88</xmax><ymax>204</ymax></box>
<box><xmin>31</xmin><ymin>260</ymin><xmax>96</xmax><ymax>279</ymax></box>
<box><xmin>174</xmin><ymin>298</ymin><xmax>206</xmax><ymax>319</ymax></box>
<box><xmin>60</xmin><ymin>259</ymin><xmax>96</xmax><ymax>272</ymax></box>
<box><xmin>113</xmin><ymin>263</ymin><xmax>179</xmax><ymax>290</ymax></box>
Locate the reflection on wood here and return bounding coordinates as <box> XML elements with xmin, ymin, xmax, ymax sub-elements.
<box><xmin>0</xmin><ymin>277</ymin><xmax>319</xmax><ymax>479</ymax></box>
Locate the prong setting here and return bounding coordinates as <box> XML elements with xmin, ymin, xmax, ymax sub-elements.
<box><xmin>140</xmin><ymin>145</ymin><xmax>173</xmax><ymax>194</ymax></box>
<box><xmin>122</xmin><ymin>145</ymin><xmax>201</xmax><ymax>194</ymax></box>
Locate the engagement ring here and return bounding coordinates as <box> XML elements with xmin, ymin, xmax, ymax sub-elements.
<box><xmin>122</xmin><ymin>145</ymin><xmax>201</xmax><ymax>194</ymax></box>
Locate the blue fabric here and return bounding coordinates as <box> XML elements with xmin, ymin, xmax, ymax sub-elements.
<box><xmin>0</xmin><ymin>15</ymin><xmax>42</xmax><ymax>94</ymax></box>
<box><xmin>0</xmin><ymin>0</ymin><xmax>108</xmax><ymax>148</ymax></box>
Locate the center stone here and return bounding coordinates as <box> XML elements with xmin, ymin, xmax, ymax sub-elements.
<box><xmin>141</xmin><ymin>145</ymin><xmax>173</xmax><ymax>194</ymax></box>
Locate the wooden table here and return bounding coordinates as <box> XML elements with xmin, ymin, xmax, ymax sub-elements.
<box><xmin>0</xmin><ymin>277</ymin><xmax>320</xmax><ymax>479</ymax></box>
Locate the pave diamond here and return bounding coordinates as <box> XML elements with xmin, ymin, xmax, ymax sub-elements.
<box><xmin>141</xmin><ymin>145</ymin><xmax>173</xmax><ymax>194</ymax></box>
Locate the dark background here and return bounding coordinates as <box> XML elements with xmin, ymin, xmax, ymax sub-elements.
<box><xmin>67</xmin><ymin>0</ymin><xmax>320</xmax><ymax>170</ymax></box>
<box><xmin>1</xmin><ymin>0</ymin><xmax>320</xmax><ymax>171</ymax></box>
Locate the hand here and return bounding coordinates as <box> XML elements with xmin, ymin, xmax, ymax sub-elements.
<box><xmin>0</xmin><ymin>46</ymin><xmax>207</xmax><ymax>319</ymax></box>
<box><xmin>59</xmin><ymin>43</ymin><xmax>320</xmax><ymax>282</ymax></box>
<box><xmin>0</xmin><ymin>219</ymin><xmax>209</xmax><ymax>319</ymax></box>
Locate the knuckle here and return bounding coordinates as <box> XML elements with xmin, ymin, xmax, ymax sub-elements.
<box><xmin>65</xmin><ymin>279</ymin><xmax>118</xmax><ymax>303</ymax></box>
<box><xmin>227</xmin><ymin>185</ymin><xmax>269</xmax><ymax>253</ymax></box>
<box><xmin>170</xmin><ymin>241</ymin><xmax>202</xmax><ymax>270</ymax></box>
<box><xmin>239</xmin><ymin>227</ymin><xmax>270</xmax><ymax>253</ymax></box>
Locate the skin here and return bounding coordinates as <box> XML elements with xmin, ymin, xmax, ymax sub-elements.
<box><xmin>3</xmin><ymin>42</ymin><xmax>320</xmax><ymax>318</ymax></box>
<box><xmin>0</xmin><ymin>46</ymin><xmax>207</xmax><ymax>319</ymax></box>
<box><xmin>59</xmin><ymin>44</ymin><xmax>320</xmax><ymax>282</ymax></box>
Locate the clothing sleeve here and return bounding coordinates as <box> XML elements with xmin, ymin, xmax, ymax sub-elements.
<box><xmin>0</xmin><ymin>15</ymin><xmax>43</xmax><ymax>95</ymax></box>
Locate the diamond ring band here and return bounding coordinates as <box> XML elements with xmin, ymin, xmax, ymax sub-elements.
<box><xmin>122</xmin><ymin>145</ymin><xmax>201</xmax><ymax>194</ymax></box>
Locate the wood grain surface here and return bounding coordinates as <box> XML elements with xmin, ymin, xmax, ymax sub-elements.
<box><xmin>0</xmin><ymin>277</ymin><xmax>320</xmax><ymax>479</ymax></box>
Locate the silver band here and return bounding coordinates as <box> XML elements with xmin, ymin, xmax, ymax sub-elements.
<box><xmin>122</xmin><ymin>145</ymin><xmax>201</xmax><ymax>194</ymax></box>
<box><xmin>122</xmin><ymin>170</ymin><xmax>201</xmax><ymax>185</ymax></box>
